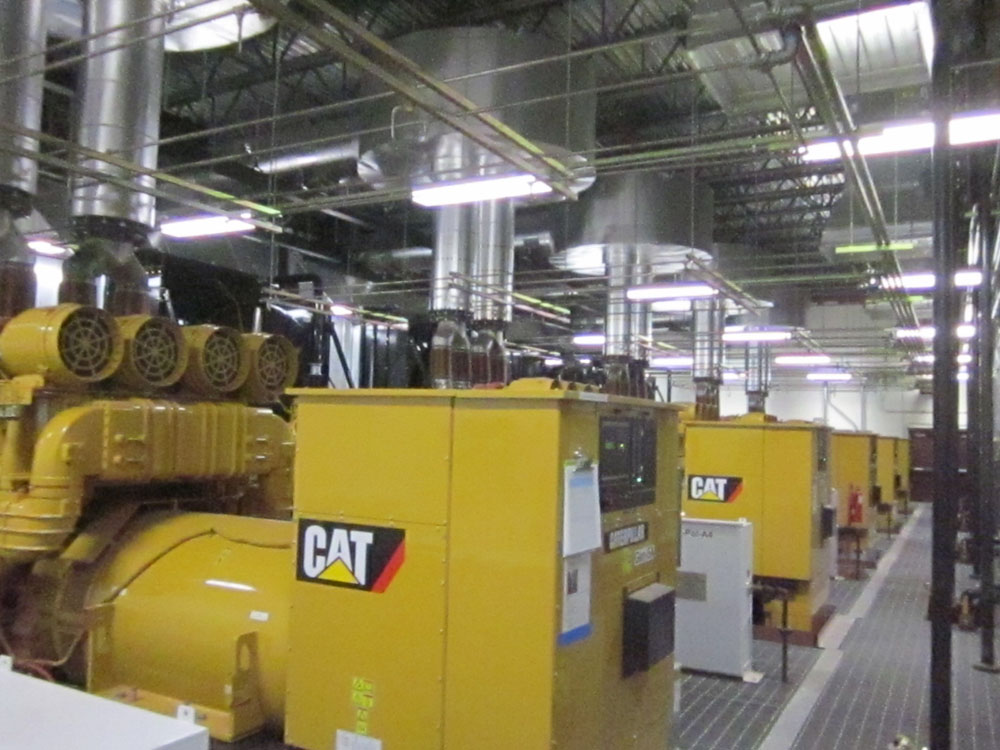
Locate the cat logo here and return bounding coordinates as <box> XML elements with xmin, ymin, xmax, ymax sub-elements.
<box><xmin>297</xmin><ymin>519</ymin><xmax>405</xmax><ymax>592</ymax></box>
<box><xmin>688</xmin><ymin>475</ymin><xmax>743</xmax><ymax>503</ymax></box>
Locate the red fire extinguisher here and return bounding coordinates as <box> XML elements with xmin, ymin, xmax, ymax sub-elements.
<box><xmin>848</xmin><ymin>487</ymin><xmax>864</xmax><ymax>524</ymax></box>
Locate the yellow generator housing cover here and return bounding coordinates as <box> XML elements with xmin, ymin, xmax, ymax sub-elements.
<box><xmin>682</xmin><ymin>417</ymin><xmax>832</xmax><ymax>632</ymax></box>
<box><xmin>287</xmin><ymin>386</ymin><xmax>680</xmax><ymax>750</ymax></box>
<box><xmin>831</xmin><ymin>431</ymin><xmax>877</xmax><ymax>532</ymax></box>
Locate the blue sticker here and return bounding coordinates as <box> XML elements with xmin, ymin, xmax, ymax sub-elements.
<box><xmin>558</xmin><ymin>623</ymin><xmax>592</xmax><ymax>646</ymax></box>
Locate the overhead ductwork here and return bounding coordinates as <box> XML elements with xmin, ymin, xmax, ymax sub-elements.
<box><xmin>357</xmin><ymin>26</ymin><xmax>596</xmax><ymax>389</ymax></box>
<box><xmin>0</xmin><ymin>0</ymin><xmax>45</xmax><ymax>319</ymax></box>
<box><xmin>745</xmin><ymin>343</ymin><xmax>771</xmax><ymax>413</ymax></box>
<box><xmin>63</xmin><ymin>0</ymin><xmax>167</xmax><ymax>315</ymax></box>
<box><xmin>692</xmin><ymin>299</ymin><xmax>724</xmax><ymax>419</ymax></box>
<box><xmin>551</xmin><ymin>172</ymin><xmax>714</xmax><ymax>397</ymax></box>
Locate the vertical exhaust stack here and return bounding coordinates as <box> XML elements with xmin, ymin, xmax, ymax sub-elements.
<box><xmin>604</xmin><ymin>244</ymin><xmax>634</xmax><ymax>396</ymax></box>
<box><xmin>469</xmin><ymin>199</ymin><xmax>515</xmax><ymax>386</ymax></box>
<box><xmin>629</xmin><ymin>261</ymin><xmax>653</xmax><ymax>398</ymax></box>
<box><xmin>64</xmin><ymin>0</ymin><xmax>166</xmax><ymax>315</ymax></box>
<box><xmin>0</xmin><ymin>0</ymin><xmax>46</xmax><ymax>319</ymax></box>
<box><xmin>693</xmin><ymin>299</ymin><xmax>724</xmax><ymax>420</ymax></box>
<box><xmin>429</xmin><ymin>193</ymin><xmax>472</xmax><ymax>389</ymax></box>
<box><xmin>746</xmin><ymin>343</ymin><xmax>770</xmax><ymax>413</ymax></box>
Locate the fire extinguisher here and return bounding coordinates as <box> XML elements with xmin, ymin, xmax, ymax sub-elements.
<box><xmin>848</xmin><ymin>487</ymin><xmax>864</xmax><ymax>524</ymax></box>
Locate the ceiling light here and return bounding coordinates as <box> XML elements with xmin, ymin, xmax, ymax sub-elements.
<box><xmin>543</xmin><ymin>357</ymin><xmax>564</xmax><ymax>367</ymax></box>
<box><xmin>858</xmin><ymin>121</ymin><xmax>935</xmax><ymax>157</ymax></box>
<box><xmin>835</xmin><ymin>242</ymin><xmax>916</xmax><ymax>255</ymax></box>
<box><xmin>572</xmin><ymin>333</ymin><xmax>605</xmax><ymax>347</ymax></box>
<box><xmin>957</xmin><ymin>353</ymin><xmax>973</xmax><ymax>365</ymax></box>
<box><xmin>722</xmin><ymin>371</ymin><xmax>746</xmax><ymax>381</ymax></box>
<box><xmin>650</xmin><ymin>356</ymin><xmax>694</xmax><ymax>369</ymax></box>
<box><xmin>774</xmin><ymin>354</ymin><xmax>832</xmax><ymax>366</ymax></box>
<box><xmin>411</xmin><ymin>174</ymin><xmax>552</xmax><ymax>207</ymax></box>
<box><xmin>626</xmin><ymin>283</ymin><xmax>718</xmax><ymax>302</ymax></box>
<box><xmin>950</xmin><ymin>112</ymin><xmax>1000</xmax><ymax>146</ymax></box>
<box><xmin>958</xmin><ymin>369</ymin><xmax>970</xmax><ymax>382</ymax></box>
<box><xmin>27</xmin><ymin>239</ymin><xmax>72</xmax><ymax>257</ymax></box>
<box><xmin>330</xmin><ymin>304</ymin><xmax>353</xmax><ymax>317</ymax></box>
<box><xmin>807</xmin><ymin>372</ymin><xmax>852</xmax><ymax>382</ymax></box>
<box><xmin>882</xmin><ymin>268</ymin><xmax>983</xmax><ymax>290</ymax></box>
<box><xmin>651</xmin><ymin>299</ymin><xmax>694</xmax><ymax>312</ymax></box>
<box><xmin>577</xmin><ymin>356</ymin><xmax>592</xmax><ymax>366</ymax></box>
<box><xmin>957</xmin><ymin>324</ymin><xmax>976</xmax><ymax>340</ymax></box>
<box><xmin>161</xmin><ymin>214</ymin><xmax>256</xmax><ymax>238</ymax></box>
<box><xmin>722</xmin><ymin>327</ymin><xmax>794</xmax><ymax>343</ymax></box>
<box><xmin>914</xmin><ymin>354</ymin><xmax>935</xmax><ymax>363</ymax></box>
<box><xmin>895</xmin><ymin>326</ymin><xmax>936</xmax><ymax>340</ymax></box>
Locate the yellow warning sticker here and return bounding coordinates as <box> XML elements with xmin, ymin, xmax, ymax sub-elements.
<box><xmin>350</xmin><ymin>677</ymin><xmax>376</xmax><ymax>735</ymax></box>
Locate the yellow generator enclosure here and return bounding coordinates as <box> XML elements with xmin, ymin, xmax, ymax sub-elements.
<box><xmin>895</xmin><ymin>438</ymin><xmax>911</xmax><ymax>512</ymax></box>
<box><xmin>875</xmin><ymin>436</ymin><xmax>897</xmax><ymax>529</ymax></box>
<box><xmin>682</xmin><ymin>416</ymin><xmax>832</xmax><ymax>635</ymax></box>
<box><xmin>286</xmin><ymin>385</ymin><xmax>680</xmax><ymax>750</ymax></box>
<box><xmin>831</xmin><ymin>431</ymin><xmax>877</xmax><ymax>540</ymax></box>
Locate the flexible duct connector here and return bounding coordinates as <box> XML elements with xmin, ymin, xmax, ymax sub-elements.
<box><xmin>71</xmin><ymin>0</ymin><xmax>165</xmax><ymax>230</ymax></box>
<box><xmin>0</xmin><ymin>400</ymin><xmax>294</xmax><ymax>561</ymax></box>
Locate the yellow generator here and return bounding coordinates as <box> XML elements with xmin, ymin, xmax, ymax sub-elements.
<box><xmin>831</xmin><ymin>431</ymin><xmax>877</xmax><ymax>553</ymax></box>
<box><xmin>895</xmin><ymin>437</ymin><xmax>911</xmax><ymax>515</ymax></box>
<box><xmin>682</xmin><ymin>414</ymin><xmax>833</xmax><ymax>644</ymax></box>
<box><xmin>875</xmin><ymin>436</ymin><xmax>898</xmax><ymax>532</ymax></box>
<box><xmin>4</xmin><ymin>362</ymin><xmax>680</xmax><ymax>748</ymax></box>
<box><xmin>286</xmin><ymin>384</ymin><xmax>680</xmax><ymax>750</ymax></box>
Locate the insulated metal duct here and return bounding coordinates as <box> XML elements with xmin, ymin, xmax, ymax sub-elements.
<box><xmin>692</xmin><ymin>299</ymin><xmax>724</xmax><ymax>420</ymax></box>
<box><xmin>0</xmin><ymin>0</ymin><xmax>45</xmax><ymax>318</ymax></box>
<box><xmin>469</xmin><ymin>200</ymin><xmax>515</xmax><ymax>326</ymax></box>
<box><xmin>431</xmin><ymin>205</ymin><xmax>472</xmax><ymax>314</ymax></box>
<box><xmin>64</xmin><ymin>0</ymin><xmax>167</xmax><ymax>315</ymax></box>
<box><xmin>71</xmin><ymin>0</ymin><xmax>166</xmax><ymax>232</ymax></box>
<box><xmin>746</xmin><ymin>343</ymin><xmax>770</xmax><ymax>413</ymax></box>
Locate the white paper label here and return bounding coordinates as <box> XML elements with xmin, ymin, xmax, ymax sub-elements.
<box><xmin>634</xmin><ymin>544</ymin><xmax>656</xmax><ymax>566</ymax></box>
<box><xmin>249</xmin><ymin>610</ymin><xmax>270</xmax><ymax>622</ymax></box>
<box><xmin>335</xmin><ymin>729</ymin><xmax>382</xmax><ymax>750</ymax></box>
<box><xmin>560</xmin><ymin>552</ymin><xmax>592</xmax><ymax>640</ymax></box>
<box><xmin>562</xmin><ymin>463</ymin><xmax>602</xmax><ymax>556</ymax></box>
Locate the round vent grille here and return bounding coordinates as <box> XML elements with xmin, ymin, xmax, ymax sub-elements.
<box><xmin>202</xmin><ymin>330</ymin><xmax>243</xmax><ymax>390</ymax></box>
<box><xmin>57</xmin><ymin>307</ymin><xmax>117</xmax><ymax>379</ymax></box>
<box><xmin>255</xmin><ymin>336</ymin><xmax>293</xmax><ymax>391</ymax></box>
<box><xmin>131</xmin><ymin>318</ymin><xmax>181</xmax><ymax>385</ymax></box>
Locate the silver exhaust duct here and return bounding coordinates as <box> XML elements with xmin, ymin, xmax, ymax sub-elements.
<box><xmin>63</xmin><ymin>0</ymin><xmax>167</xmax><ymax>315</ymax></box>
<box><xmin>692</xmin><ymin>298</ymin><xmax>724</xmax><ymax>420</ymax></box>
<box><xmin>0</xmin><ymin>0</ymin><xmax>45</xmax><ymax>318</ymax></box>
<box><xmin>469</xmin><ymin>199</ymin><xmax>515</xmax><ymax>385</ymax></box>
<box><xmin>745</xmin><ymin>343</ymin><xmax>770</xmax><ymax>413</ymax></box>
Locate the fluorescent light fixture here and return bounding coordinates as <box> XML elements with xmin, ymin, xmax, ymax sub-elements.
<box><xmin>577</xmin><ymin>356</ymin><xmax>593</xmax><ymax>366</ymax></box>
<box><xmin>572</xmin><ymin>333</ymin><xmax>605</xmax><ymax>347</ymax></box>
<box><xmin>800</xmin><ymin>110</ymin><xmax>1000</xmax><ymax>164</ymax></box>
<box><xmin>895</xmin><ymin>326</ymin><xmax>936</xmax><ymax>340</ymax></box>
<box><xmin>882</xmin><ymin>268</ymin><xmax>982</xmax><ymax>290</ymax></box>
<box><xmin>955</xmin><ymin>269</ymin><xmax>983</xmax><ymax>287</ymax></box>
<box><xmin>543</xmin><ymin>357</ymin><xmax>564</xmax><ymax>367</ymax></box>
<box><xmin>958</xmin><ymin>369</ymin><xmax>970</xmax><ymax>382</ymax></box>
<box><xmin>722</xmin><ymin>327</ymin><xmax>794</xmax><ymax>343</ymax></box>
<box><xmin>950</xmin><ymin>112</ymin><xmax>1000</xmax><ymax>146</ymax></box>
<box><xmin>722</xmin><ymin>371</ymin><xmax>746</xmax><ymax>381</ymax></box>
<box><xmin>774</xmin><ymin>354</ymin><xmax>832</xmax><ymax>366</ymax></box>
<box><xmin>835</xmin><ymin>242</ymin><xmax>916</xmax><ymax>255</ymax></box>
<box><xmin>651</xmin><ymin>299</ymin><xmax>694</xmax><ymax>313</ymax></box>
<box><xmin>957</xmin><ymin>353</ymin><xmax>973</xmax><ymax>365</ymax></box>
<box><xmin>27</xmin><ymin>239</ymin><xmax>71</xmax><ymax>257</ymax></box>
<box><xmin>807</xmin><ymin>372</ymin><xmax>852</xmax><ymax>382</ymax></box>
<box><xmin>161</xmin><ymin>213</ymin><xmax>255</xmax><ymax>238</ymax></box>
<box><xmin>957</xmin><ymin>323</ymin><xmax>976</xmax><ymax>340</ymax></box>
<box><xmin>650</xmin><ymin>356</ymin><xmax>694</xmax><ymax>369</ymax></box>
<box><xmin>914</xmin><ymin>354</ymin><xmax>935</xmax><ymax>363</ymax></box>
<box><xmin>411</xmin><ymin>174</ymin><xmax>552</xmax><ymax>207</ymax></box>
<box><xmin>330</xmin><ymin>304</ymin><xmax>353</xmax><ymax>317</ymax></box>
<box><xmin>626</xmin><ymin>283</ymin><xmax>718</xmax><ymax>302</ymax></box>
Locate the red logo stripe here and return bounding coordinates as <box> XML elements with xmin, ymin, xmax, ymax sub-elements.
<box><xmin>371</xmin><ymin>541</ymin><xmax>405</xmax><ymax>593</ymax></box>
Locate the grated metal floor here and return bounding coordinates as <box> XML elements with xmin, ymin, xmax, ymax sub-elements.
<box><xmin>788</xmin><ymin>506</ymin><xmax>1000</xmax><ymax>750</ymax></box>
